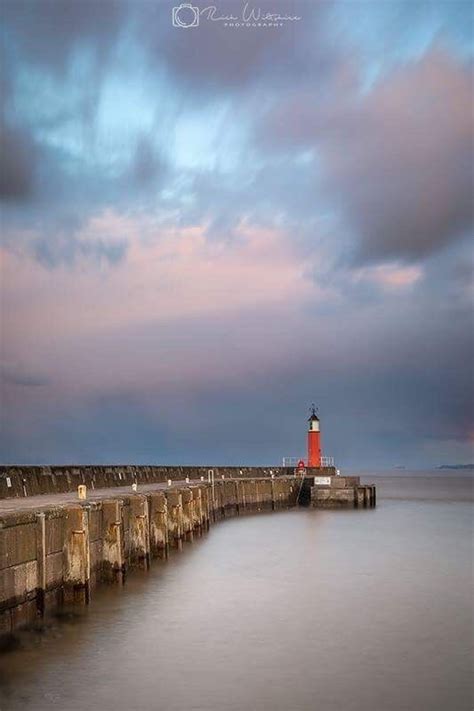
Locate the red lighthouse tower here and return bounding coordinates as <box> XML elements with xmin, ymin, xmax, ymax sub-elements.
<box><xmin>307</xmin><ymin>405</ymin><xmax>321</xmax><ymax>468</ymax></box>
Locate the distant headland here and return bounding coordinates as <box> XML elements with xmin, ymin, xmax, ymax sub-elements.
<box><xmin>438</xmin><ymin>464</ymin><xmax>474</xmax><ymax>470</ymax></box>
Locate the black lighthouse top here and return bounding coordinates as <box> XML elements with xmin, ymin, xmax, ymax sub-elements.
<box><xmin>308</xmin><ymin>404</ymin><xmax>319</xmax><ymax>422</ymax></box>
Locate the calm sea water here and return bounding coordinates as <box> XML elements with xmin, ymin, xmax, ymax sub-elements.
<box><xmin>1</xmin><ymin>472</ymin><xmax>472</xmax><ymax>711</ymax></box>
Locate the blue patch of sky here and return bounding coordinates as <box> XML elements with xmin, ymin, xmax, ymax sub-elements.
<box><xmin>172</xmin><ymin>100</ymin><xmax>253</xmax><ymax>173</ymax></box>
<box><xmin>328</xmin><ymin>0</ymin><xmax>472</xmax><ymax>91</ymax></box>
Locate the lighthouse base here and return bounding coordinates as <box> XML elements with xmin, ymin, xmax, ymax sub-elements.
<box><xmin>308</xmin><ymin>475</ymin><xmax>376</xmax><ymax>509</ymax></box>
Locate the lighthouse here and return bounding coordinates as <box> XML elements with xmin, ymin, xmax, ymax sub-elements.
<box><xmin>307</xmin><ymin>405</ymin><xmax>321</xmax><ymax>467</ymax></box>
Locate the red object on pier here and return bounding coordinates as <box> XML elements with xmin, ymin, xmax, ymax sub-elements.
<box><xmin>307</xmin><ymin>405</ymin><xmax>321</xmax><ymax>467</ymax></box>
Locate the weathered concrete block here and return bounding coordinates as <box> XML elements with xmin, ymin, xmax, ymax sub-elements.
<box><xmin>199</xmin><ymin>485</ymin><xmax>211</xmax><ymax>529</ymax></box>
<box><xmin>166</xmin><ymin>491</ymin><xmax>183</xmax><ymax>547</ymax></box>
<box><xmin>148</xmin><ymin>492</ymin><xmax>168</xmax><ymax>558</ymax></box>
<box><xmin>0</xmin><ymin>560</ymin><xmax>38</xmax><ymax>605</ymax></box>
<box><xmin>90</xmin><ymin>540</ymin><xmax>103</xmax><ymax>577</ymax></box>
<box><xmin>180</xmin><ymin>488</ymin><xmax>194</xmax><ymax>541</ymax></box>
<box><xmin>36</xmin><ymin>513</ymin><xmax>46</xmax><ymax>616</ymax></box>
<box><xmin>102</xmin><ymin>499</ymin><xmax>126</xmax><ymax>582</ymax></box>
<box><xmin>62</xmin><ymin>505</ymin><xmax>90</xmax><ymax>604</ymax></box>
<box><xmin>312</xmin><ymin>487</ymin><xmax>343</xmax><ymax>507</ymax></box>
<box><xmin>0</xmin><ymin>522</ymin><xmax>37</xmax><ymax>569</ymax></box>
<box><xmin>88</xmin><ymin>508</ymin><xmax>102</xmax><ymax>542</ymax></box>
<box><xmin>101</xmin><ymin>499</ymin><xmax>125</xmax><ymax>582</ymax></box>
<box><xmin>0</xmin><ymin>608</ymin><xmax>11</xmax><ymax>635</ymax></box>
<box><xmin>45</xmin><ymin>516</ymin><xmax>64</xmax><ymax>555</ymax></box>
<box><xmin>191</xmin><ymin>487</ymin><xmax>203</xmax><ymax>531</ymax></box>
<box><xmin>244</xmin><ymin>480</ymin><xmax>258</xmax><ymax>510</ymax></box>
<box><xmin>45</xmin><ymin>552</ymin><xmax>63</xmax><ymax>588</ymax></box>
<box><xmin>10</xmin><ymin>598</ymin><xmax>38</xmax><ymax>631</ymax></box>
<box><xmin>129</xmin><ymin>495</ymin><xmax>150</xmax><ymax>569</ymax></box>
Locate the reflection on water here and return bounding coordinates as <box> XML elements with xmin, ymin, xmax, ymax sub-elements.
<box><xmin>1</xmin><ymin>474</ymin><xmax>472</xmax><ymax>711</ymax></box>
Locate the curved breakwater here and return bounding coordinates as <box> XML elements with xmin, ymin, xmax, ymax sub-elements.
<box><xmin>0</xmin><ymin>478</ymin><xmax>298</xmax><ymax>636</ymax></box>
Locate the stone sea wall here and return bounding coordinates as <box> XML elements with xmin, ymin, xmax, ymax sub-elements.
<box><xmin>0</xmin><ymin>478</ymin><xmax>299</xmax><ymax>636</ymax></box>
<box><xmin>0</xmin><ymin>465</ymin><xmax>336</xmax><ymax>500</ymax></box>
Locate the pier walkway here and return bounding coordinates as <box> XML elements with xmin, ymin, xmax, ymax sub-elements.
<box><xmin>0</xmin><ymin>479</ymin><xmax>223</xmax><ymax>513</ymax></box>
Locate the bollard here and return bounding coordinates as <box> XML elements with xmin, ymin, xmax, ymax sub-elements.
<box><xmin>132</xmin><ymin>482</ymin><xmax>138</xmax><ymax>492</ymax></box>
<box><xmin>185</xmin><ymin>476</ymin><xmax>190</xmax><ymax>483</ymax></box>
<box><xmin>168</xmin><ymin>479</ymin><xmax>172</xmax><ymax>486</ymax></box>
<box><xmin>78</xmin><ymin>485</ymin><xmax>87</xmax><ymax>500</ymax></box>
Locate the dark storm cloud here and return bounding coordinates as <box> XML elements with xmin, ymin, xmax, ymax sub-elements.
<box><xmin>131</xmin><ymin>134</ymin><xmax>163</xmax><ymax>188</ymax></box>
<box><xmin>2</xmin><ymin>0</ymin><xmax>124</xmax><ymax>71</ymax></box>
<box><xmin>263</xmin><ymin>49</ymin><xmax>473</xmax><ymax>262</ymax></box>
<box><xmin>137</xmin><ymin>0</ymin><xmax>337</xmax><ymax>93</ymax></box>
<box><xmin>1</xmin><ymin>0</ymin><xmax>127</xmax><ymax>188</ymax></box>
<box><xmin>0</xmin><ymin>119</ymin><xmax>38</xmax><ymax>201</ymax></box>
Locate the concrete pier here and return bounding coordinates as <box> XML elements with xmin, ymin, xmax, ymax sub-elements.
<box><xmin>309</xmin><ymin>475</ymin><xmax>376</xmax><ymax>509</ymax></box>
<box><xmin>0</xmin><ymin>472</ymin><xmax>374</xmax><ymax>636</ymax></box>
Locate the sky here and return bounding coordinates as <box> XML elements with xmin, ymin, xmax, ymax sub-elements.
<box><xmin>0</xmin><ymin>0</ymin><xmax>473</xmax><ymax>468</ymax></box>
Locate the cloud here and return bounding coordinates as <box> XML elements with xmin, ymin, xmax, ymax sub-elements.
<box><xmin>353</xmin><ymin>263</ymin><xmax>423</xmax><ymax>291</ymax></box>
<box><xmin>0</xmin><ymin>363</ymin><xmax>50</xmax><ymax>388</ymax></box>
<box><xmin>0</xmin><ymin>120</ymin><xmax>37</xmax><ymax>201</ymax></box>
<box><xmin>264</xmin><ymin>48</ymin><xmax>473</xmax><ymax>262</ymax></box>
<box><xmin>138</xmin><ymin>0</ymin><xmax>337</xmax><ymax>94</ymax></box>
<box><xmin>32</xmin><ymin>234</ymin><xmax>127</xmax><ymax>269</ymax></box>
<box><xmin>2</xmin><ymin>0</ymin><xmax>124</xmax><ymax>72</ymax></box>
<box><xmin>1</xmin><ymin>209</ymin><xmax>129</xmax><ymax>269</ymax></box>
<box><xmin>131</xmin><ymin>134</ymin><xmax>164</xmax><ymax>188</ymax></box>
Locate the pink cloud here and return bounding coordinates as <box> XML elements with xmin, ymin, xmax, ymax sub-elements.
<box><xmin>354</xmin><ymin>263</ymin><xmax>423</xmax><ymax>290</ymax></box>
<box><xmin>1</xmin><ymin>214</ymin><xmax>318</xmax><ymax>396</ymax></box>
<box><xmin>264</xmin><ymin>48</ymin><xmax>473</xmax><ymax>262</ymax></box>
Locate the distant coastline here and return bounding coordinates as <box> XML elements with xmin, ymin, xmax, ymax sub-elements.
<box><xmin>438</xmin><ymin>464</ymin><xmax>474</xmax><ymax>470</ymax></box>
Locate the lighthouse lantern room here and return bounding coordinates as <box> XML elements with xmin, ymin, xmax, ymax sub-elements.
<box><xmin>307</xmin><ymin>404</ymin><xmax>322</xmax><ymax>468</ymax></box>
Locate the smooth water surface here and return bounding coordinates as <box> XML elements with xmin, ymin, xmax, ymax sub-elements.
<box><xmin>1</xmin><ymin>473</ymin><xmax>472</xmax><ymax>711</ymax></box>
